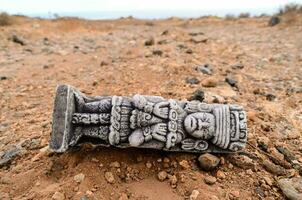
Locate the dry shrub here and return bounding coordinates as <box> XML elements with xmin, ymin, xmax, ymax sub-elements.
<box><xmin>278</xmin><ymin>3</ymin><xmax>302</xmax><ymax>25</ymax></box>
<box><xmin>278</xmin><ymin>3</ymin><xmax>302</xmax><ymax>15</ymax></box>
<box><xmin>238</xmin><ymin>12</ymin><xmax>250</xmax><ymax>18</ymax></box>
<box><xmin>225</xmin><ymin>14</ymin><xmax>236</xmax><ymax>20</ymax></box>
<box><xmin>0</xmin><ymin>12</ymin><xmax>13</xmax><ymax>26</ymax></box>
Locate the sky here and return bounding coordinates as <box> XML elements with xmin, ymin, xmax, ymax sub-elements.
<box><xmin>1</xmin><ymin>0</ymin><xmax>302</xmax><ymax>19</ymax></box>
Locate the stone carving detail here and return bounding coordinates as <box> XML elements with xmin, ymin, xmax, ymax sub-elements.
<box><xmin>50</xmin><ymin>85</ymin><xmax>248</xmax><ymax>153</ymax></box>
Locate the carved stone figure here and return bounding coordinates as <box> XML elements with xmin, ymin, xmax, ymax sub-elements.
<box><xmin>50</xmin><ymin>85</ymin><xmax>247</xmax><ymax>153</ymax></box>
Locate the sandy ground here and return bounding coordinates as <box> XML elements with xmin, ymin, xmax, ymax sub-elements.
<box><xmin>0</xmin><ymin>15</ymin><xmax>302</xmax><ymax>200</ymax></box>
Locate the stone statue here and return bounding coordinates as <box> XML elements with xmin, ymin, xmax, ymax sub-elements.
<box><xmin>50</xmin><ymin>85</ymin><xmax>247</xmax><ymax>153</ymax></box>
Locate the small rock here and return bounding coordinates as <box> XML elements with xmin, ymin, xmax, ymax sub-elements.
<box><xmin>161</xmin><ymin>30</ymin><xmax>169</xmax><ymax>35</ymax></box>
<box><xmin>190</xmin><ymin>36</ymin><xmax>208</xmax><ymax>44</ymax></box>
<box><xmin>263</xmin><ymin>160</ymin><xmax>287</xmax><ymax>176</ymax></box>
<box><xmin>228</xmin><ymin>155</ymin><xmax>255</xmax><ymax>170</ymax></box>
<box><xmin>11</xmin><ymin>34</ymin><xmax>26</xmax><ymax>45</ymax></box>
<box><xmin>52</xmin><ymin>191</ymin><xmax>65</xmax><ymax>200</ymax></box>
<box><xmin>136</xmin><ymin>155</ymin><xmax>143</xmax><ymax>162</ymax></box>
<box><xmin>152</xmin><ymin>49</ymin><xmax>163</xmax><ymax>56</ymax></box>
<box><xmin>105</xmin><ymin>172</ymin><xmax>115</xmax><ymax>184</ymax></box>
<box><xmin>277</xmin><ymin>177</ymin><xmax>302</xmax><ymax>200</ymax></box>
<box><xmin>146</xmin><ymin>162</ymin><xmax>152</xmax><ymax>169</ymax></box>
<box><xmin>229</xmin><ymin>190</ymin><xmax>240</xmax><ymax>199</ymax></box>
<box><xmin>0</xmin><ymin>176</ymin><xmax>11</xmax><ymax>184</ymax></box>
<box><xmin>231</xmin><ymin>63</ymin><xmax>244</xmax><ymax>69</ymax></box>
<box><xmin>216</xmin><ymin>170</ymin><xmax>226</xmax><ymax>179</ymax></box>
<box><xmin>190</xmin><ymin>190</ymin><xmax>200</xmax><ymax>200</ymax></box>
<box><xmin>110</xmin><ymin>161</ymin><xmax>121</xmax><ymax>168</ymax></box>
<box><xmin>266</xmin><ymin>93</ymin><xmax>276</xmax><ymax>101</ymax></box>
<box><xmin>204</xmin><ymin>175</ymin><xmax>217</xmax><ymax>185</ymax></box>
<box><xmin>144</xmin><ymin>37</ymin><xmax>155</xmax><ymax>46</ymax></box>
<box><xmin>195</xmin><ymin>64</ymin><xmax>213</xmax><ymax>75</ymax></box>
<box><xmin>179</xmin><ymin>160</ymin><xmax>190</xmax><ymax>169</ymax></box>
<box><xmin>74</xmin><ymin>173</ymin><xmax>85</xmax><ymax>183</ymax></box>
<box><xmin>158</xmin><ymin>171</ymin><xmax>168</xmax><ymax>181</ymax></box>
<box><xmin>201</xmin><ymin>77</ymin><xmax>217</xmax><ymax>87</ymax></box>
<box><xmin>186</xmin><ymin>49</ymin><xmax>193</xmax><ymax>54</ymax></box>
<box><xmin>246</xmin><ymin>169</ymin><xmax>253</xmax><ymax>175</ymax></box>
<box><xmin>257</xmin><ymin>136</ymin><xmax>269</xmax><ymax>151</ymax></box>
<box><xmin>169</xmin><ymin>175</ymin><xmax>178</xmax><ymax>187</ymax></box>
<box><xmin>119</xmin><ymin>193</ymin><xmax>129</xmax><ymax>200</ymax></box>
<box><xmin>268</xmin><ymin>16</ymin><xmax>280</xmax><ymax>26</ymax></box>
<box><xmin>0</xmin><ymin>76</ymin><xmax>8</xmax><ymax>80</ymax></box>
<box><xmin>0</xmin><ymin>145</ymin><xmax>26</xmax><ymax>168</ymax></box>
<box><xmin>225</xmin><ymin>77</ymin><xmax>238</xmax><ymax>88</ymax></box>
<box><xmin>189</xmin><ymin>89</ymin><xmax>205</xmax><ymax>102</ymax></box>
<box><xmin>198</xmin><ymin>153</ymin><xmax>220</xmax><ymax>171</ymax></box>
<box><xmin>100</xmin><ymin>61</ymin><xmax>108</xmax><ymax>66</ymax></box>
<box><xmin>263</xmin><ymin>176</ymin><xmax>273</xmax><ymax>186</ymax></box>
<box><xmin>189</xmin><ymin>31</ymin><xmax>204</xmax><ymax>36</ymax></box>
<box><xmin>186</xmin><ymin>77</ymin><xmax>200</xmax><ymax>84</ymax></box>
<box><xmin>163</xmin><ymin>157</ymin><xmax>170</xmax><ymax>163</ymax></box>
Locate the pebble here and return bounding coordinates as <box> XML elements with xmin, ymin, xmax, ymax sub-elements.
<box><xmin>190</xmin><ymin>35</ymin><xmax>208</xmax><ymax>43</ymax></box>
<box><xmin>198</xmin><ymin>153</ymin><xmax>220</xmax><ymax>171</ymax></box>
<box><xmin>186</xmin><ymin>77</ymin><xmax>200</xmax><ymax>84</ymax></box>
<box><xmin>169</xmin><ymin>175</ymin><xmax>178</xmax><ymax>187</ymax></box>
<box><xmin>204</xmin><ymin>175</ymin><xmax>217</xmax><ymax>185</ymax></box>
<box><xmin>179</xmin><ymin>160</ymin><xmax>190</xmax><ymax>169</ymax></box>
<box><xmin>189</xmin><ymin>190</ymin><xmax>200</xmax><ymax>200</ymax></box>
<box><xmin>228</xmin><ymin>155</ymin><xmax>254</xmax><ymax>169</ymax></box>
<box><xmin>145</xmin><ymin>37</ymin><xmax>155</xmax><ymax>46</ymax></box>
<box><xmin>74</xmin><ymin>173</ymin><xmax>85</xmax><ymax>183</ymax></box>
<box><xmin>195</xmin><ymin>64</ymin><xmax>213</xmax><ymax>75</ymax></box>
<box><xmin>157</xmin><ymin>171</ymin><xmax>168</xmax><ymax>181</ymax></box>
<box><xmin>266</xmin><ymin>93</ymin><xmax>276</xmax><ymax>101</ymax></box>
<box><xmin>0</xmin><ymin>145</ymin><xmax>26</xmax><ymax>168</ymax></box>
<box><xmin>231</xmin><ymin>63</ymin><xmax>244</xmax><ymax>69</ymax></box>
<box><xmin>12</xmin><ymin>34</ymin><xmax>26</xmax><ymax>45</ymax></box>
<box><xmin>110</xmin><ymin>161</ymin><xmax>121</xmax><ymax>168</ymax></box>
<box><xmin>189</xmin><ymin>89</ymin><xmax>205</xmax><ymax>102</ymax></box>
<box><xmin>278</xmin><ymin>177</ymin><xmax>302</xmax><ymax>200</ymax></box>
<box><xmin>216</xmin><ymin>170</ymin><xmax>226</xmax><ymax>179</ymax></box>
<box><xmin>52</xmin><ymin>191</ymin><xmax>65</xmax><ymax>200</ymax></box>
<box><xmin>152</xmin><ymin>50</ymin><xmax>163</xmax><ymax>56</ymax></box>
<box><xmin>146</xmin><ymin>162</ymin><xmax>152</xmax><ymax>169</ymax></box>
<box><xmin>201</xmin><ymin>77</ymin><xmax>218</xmax><ymax>87</ymax></box>
<box><xmin>119</xmin><ymin>193</ymin><xmax>129</xmax><ymax>200</ymax></box>
<box><xmin>105</xmin><ymin>172</ymin><xmax>115</xmax><ymax>184</ymax></box>
<box><xmin>229</xmin><ymin>190</ymin><xmax>240</xmax><ymax>199</ymax></box>
<box><xmin>263</xmin><ymin>160</ymin><xmax>287</xmax><ymax>176</ymax></box>
<box><xmin>268</xmin><ymin>16</ymin><xmax>280</xmax><ymax>26</ymax></box>
<box><xmin>225</xmin><ymin>77</ymin><xmax>238</xmax><ymax>87</ymax></box>
<box><xmin>257</xmin><ymin>136</ymin><xmax>269</xmax><ymax>151</ymax></box>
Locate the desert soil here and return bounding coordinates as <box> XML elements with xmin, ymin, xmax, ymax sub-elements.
<box><xmin>0</xmin><ymin>15</ymin><xmax>302</xmax><ymax>200</ymax></box>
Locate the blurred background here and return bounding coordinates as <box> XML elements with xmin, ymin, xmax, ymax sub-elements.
<box><xmin>1</xmin><ymin>0</ymin><xmax>302</xmax><ymax>19</ymax></box>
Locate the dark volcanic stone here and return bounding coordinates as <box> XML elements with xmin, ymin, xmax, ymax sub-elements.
<box><xmin>0</xmin><ymin>145</ymin><xmax>25</xmax><ymax>168</ymax></box>
<box><xmin>152</xmin><ymin>50</ymin><xmax>163</xmax><ymax>56</ymax></box>
<box><xmin>189</xmin><ymin>89</ymin><xmax>205</xmax><ymax>102</ymax></box>
<box><xmin>144</xmin><ymin>37</ymin><xmax>155</xmax><ymax>46</ymax></box>
<box><xmin>268</xmin><ymin>16</ymin><xmax>281</xmax><ymax>26</ymax></box>
<box><xmin>0</xmin><ymin>76</ymin><xmax>8</xmax><ymax>80</ymax></box>
<box><xmin>225</xmin><ymin>77</ymin><xmax>238</xmax><ymax>87</ymax></box>
<box><xmin>266</xmin><ymin>93</ymin><xmax>276</xmax><ymax>101</ymax></box>
<box><xmin>195</xmin><ymin>64</ymin><xmax>213</xmax><ymax>75</ymax></box>
<box><xmin>11</xmin><ymin>34</ymin><xmax>26</xmax><ymax>46</ymax></box>
<box><xmin>186</xmin><ymin>77</ymin><xmax>200</xmax><ymax>85</ymax></box>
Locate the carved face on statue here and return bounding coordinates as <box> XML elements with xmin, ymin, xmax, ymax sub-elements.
<box><xmin>184</xmin><ymin>113</ymin><xmax>215</xmax><ymax>140</ymax></box>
